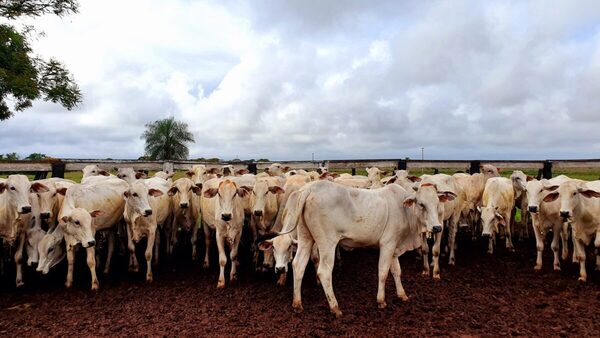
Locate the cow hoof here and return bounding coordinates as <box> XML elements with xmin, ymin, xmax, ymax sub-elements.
<box><xmin>15</xmin><ymin>280</ymin><xmax>24</xmax><ymax>288</ymax></box>
<box><xmin>103</xmin><ymin>269</ymin><xmax>110</xmax><ymax>275</ymax></box>
<box><xmin>421</xmin><ymin>271</ymin><xmax>430</xmax><ymax>277</ymax></box>
<box><xmin>433</xmin><ymin>275</ymin><xmax>441</xmax><ymax>281</ymax></box>
<box><xmin>331</xmin><ymin>307</ymin><xmax>343</xmax><ymax>318</ymax></box>
<box><xmin>554</xmin><ymin>266</ymin><xmax>561</xmax><ymax>272</ymax></box>
<box><xmin>292</xmin><ymin>300</ymin><xmax>304</xmax><ymax>313</ymax></box>
<box><xmin>398</xmin><ymin>294</ymin><xmax>409</xmax><ymax>302</ymax></box>
<box><xmin>578</xmin><ymin>277</ymin><xmax>587</xmax><ymax>283</ymax></box>
<box><xmin>203</xmin><ymin>261</ymin><xmax>210</xmax><ymax>269</ymax></box>
<box><xmin>487</xmin><ymin>251</ymin><xmax>493</xmax><ymax>255</ymax></box>
<box><xmin>146</xmin><ymin>276</ymin><xmax>153</xmax><ymax>283</ymax></box>
<box><xmin>217</xmin><ymin>281</ymin><xmax>226</xmax><ymax>289</ymax></box>
<box><xmin>65</xmin><ymin>282</ymin><xmax>72</xmax><ymax>289</ymax></box>
<box><xmin>534</xmin><ymin>266</ymin><xmax>542</xmax><ymax>273</ymax></box>
<box><xmin>377</xmin><ymin>301</ymin><xmax>387</xmax><ymax>309</ymax></box>
<box><xmin>91</xmin><ymin>282</ymin><xmax>100</xmax><ymax>291</ymax></box>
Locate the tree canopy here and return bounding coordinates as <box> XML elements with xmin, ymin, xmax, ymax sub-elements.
<box><xmin>141</xmin><ymin>117</ymin><xmax>195</xmax><ymax>160</ymax></box>
<box><xmin>0</xmin><ymin>0</ymin><xmax>81</xmax><ymax>120</ymax></box>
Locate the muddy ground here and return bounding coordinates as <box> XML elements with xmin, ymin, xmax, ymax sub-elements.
<box><xmin>0</xmin><ymin>233</ymin><xmax>600</xmax><ymax>337</ymax></box>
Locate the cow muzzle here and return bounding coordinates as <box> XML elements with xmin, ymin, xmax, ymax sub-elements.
<box><xmin>482</xmin><ymin>232</ymin><xmax>492</xmax><ymax>238</ymax></box>
<box><xmin>180</xmin><ymin>202</ymin><xmax>189</xmax><ymax>209</ymax></box>
<box><xmin>559</xmin><ymin>211</ymin><xmax>570</xmax><ymax>220</ymax></box>
<box><xmin>528</xmin><ymin>206</ymin><xmax>538</xmax><ymax>213</ymax></box>
<box><xmin>144</xmin><ymin>209</ymin><xmax>152</xmax><ymax>216</ymax></box>
<box><xmin>20</xmin><ymin>206</ymin><xmax>32</xmax><ymax>214</ymax></box>
<box><xmin>253</xmin><ymin>210</ymin><xmax>263</xmax><ymax>217</ymax></box>
<box><xmin>432</xmin><ymin>225</ymin><xmax>442</xmax><ymax>234</ymax></box>
<box><xmin>84</xmin><ymin>240</ymin><xmax>96</xmax><ymax>248</ymax></box>
<box><xmin>275</xmin><ymin>266</ymin><xmax>286</xmax><ymax>274</ymax></box>
<box><xmin>40</xmin><ymin>212</ymin><xmax>51</xmax><ymax>220</ymax></box>
<box><xmin>221</xmin><ymin>213</ymin><xmax>232</xmax><ymax>222</ymax></box>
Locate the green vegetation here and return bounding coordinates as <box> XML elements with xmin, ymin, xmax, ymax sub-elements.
<box><xmin>0</xmin><ymin>0</ymin><xmax>81</xmax><ymax>120</ymax></box>
<box><xmin>141</xmin><ymin>117</ymin><xmax>195</xmax><ymax>160</ymax></box>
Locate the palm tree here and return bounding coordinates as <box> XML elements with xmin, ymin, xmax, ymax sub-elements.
<box><xmin>141</xmin><ymin>117</ymin><xmax>195</xmax><ymax>160</ymax></box>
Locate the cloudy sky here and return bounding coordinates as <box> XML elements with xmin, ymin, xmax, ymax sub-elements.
<box><xmin>1</xmin><ymin>0</ymin><xmax>600</xmax><ymax>160</ymax></box>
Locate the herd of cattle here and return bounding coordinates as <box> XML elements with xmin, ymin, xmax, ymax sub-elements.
<box><xmin>1</xmin><ymin>162</ymin><xmax>600</xmax><ymax>317</ymax></box>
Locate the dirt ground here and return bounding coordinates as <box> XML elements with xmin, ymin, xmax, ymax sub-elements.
<box><xmin>1</xmin><ymin>234</ymin><xmax>600</xmax><ymax>337</ymax></box>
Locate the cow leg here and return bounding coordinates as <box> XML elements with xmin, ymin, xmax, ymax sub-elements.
<box><xmin>551</xmin><ymin>224</ymin><xmax>561</xmax><ymax>271</ymax></box>
<box><xmin>448</xmin><ymin>220</ymin><xmax>458</xmax><ymax>266</ymax></box>
<box><xmin>86</xmin><ymin>247</ymin><xmax>99</xmax><ymax>291</ymax></box>
<box><xmin>250</xmin><ymin>217</ymin><xmax>260</xmax><ymax>270</ymax></box>
<box><xmin>531</xmin><ymin>215</ymin><xmax>544</xmax><ymax>271</ymax></box>
<box><xmin>126</xmin><ymin>224</ymin><xmax>139</xmax><ymax>272</ymax></box>
<box><xmin>65</xmin><ymin>245</ymin><xmax>75</xmax><ymax>288</ymax></box>
<box><xmin>421</xmin><ymin>233</ymin><xmax>430</xmax><ymax>276</ymax></box>
<box><xmin>573</xmin><ymin>236</ymin><xmax>587</xmax><ymax>282</ymax></box>
<box><xmin>229</xmin><ymin>232</ymin><xmax>241</xmax><ymax>283</ymax></box>
<box><xmin>561</xmin><ymin>223</ymin><xmax>569</xmax><ymax>261</ymax></box>
<box><xmin>390</xmin><ymin>255</ymin><xmax>409</xmax><ymax>301</ymax></box>
<box><xmin>432</xmin><ymin>231</ymin><xmax>442</xmax><ymax>280</ymax></box>
<box><xmin>310</xmin><ymin>244</ymin><xmax>320</xmax><ymax>285</ymax></box>
<box><xmin>292</xmin><ymin>224</ymin><xmax>314</xmax><ymax>313</ymax></box>
<box><xmin>316</xmin><ymin>244</ymin><xmax>341</xmax><ymax>317</ymax></box>
<box><xmin>153</xmin><ymin>228</ymin><xmax>160</xmax><ymax>266</ymax></box>
<box><xmin>505</xmin><ymin>211</ymin><xmax>515</xmax><ymax>251</ymax></box>
<box><xmin>14</xmin><ymin>231</ymin><xmax>26</xmax><ymax>288</ymax></box>
<box><xmin>487</xmin><ymin>234</ymin><xmax>494</xmax><ymax>255</ymax></box>
<box><xmin>104</xmin><ymin>230</ymin><xmax>115</xmax><ymax>275</ymax></box>
<box><xmin>191</xmin><ymin>222</ymin><xmax>198</xmax><ymax>261</ymax></box>
<box><xmin>376</xmin><ymin>246</ymin><xmax>394</xmax><ymax>309</ymax></box>
<box><xmin>145</xmin><ymin>230</ymin><xmax>155</xmax><ymax>282</ymax></box>
<box><xmin>203</xmin><ymin>224</ymin><xmax>212</xmax><ymax>269</ymax></box>
<box><xmin>215</xmin><ymin>231</ymin><xmax>227</xmax><ymax>288</ymax></box>
<box><xmin>169</xmin><ymin>216</ymin><xmax>178</xmax><ymax>256</ymax></box>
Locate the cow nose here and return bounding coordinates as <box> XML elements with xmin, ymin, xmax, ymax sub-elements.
<box><xmin>221</xmin><ymin>213</ymin><xmax>232</xmax><ymax>222</ymax></box>
<box><xmin>560</xmin><ymin>211</ymin><xmax>570</xmax><ymax>219</ymax></box>
<box><xmin>180</xmin><ymin>202</ymin><xmax>189</xmax><ymax>209</ymax></box>
<box><xmin>482</xmin><ymin>232</ymin><xmax>491</xmax><ymax>238</ymax></box>
<box><xmin>87</xmin><ymin>240</ymin><xmax>96</xmax><ymax>247</ymax></box>
<box><xmin>432</xmin><ymin>225</ymin><xmax>442</xmax><ymax>233</ymax></box>
<box><xmin>275</xmin><ymin>267</ymin><xmax>285</xmax><ymax>274</ymax></box>
<box><xmin>254</xmin><ymin>210</ymin><xmax>263</xmax><ymax>217</ymax></box>
<box><xmin>528</xmin><ymin>206</ymin><xmax>538</xmax><ymax>213</ymax></box>
<box><xmin>144</xmin><ymin>209</ymin><xmax>152</xmax><ymax>216</ymax></box>
<box><xmin>40</xmin><ymin>212</ymin><xmax>51</xmax><ymax>219</ymax></box>
<box><xmin>21</xmin><ymin>206</ymin><xmax>32</xmax><ymax>214</ymax></box>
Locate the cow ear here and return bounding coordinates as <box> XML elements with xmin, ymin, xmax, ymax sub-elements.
<box><xmin>191</xmin><ymin>186</ymin><xmax>201</xmax><ymax>195</ymax></box>
<box><xmin>148</xmin><ymin>189</ymin><xmax>163</xmax><ymax>197</ymax></box>
<box><xmin>269</xmin><ymin>186</ymin><xmax>285</xmax><ymax>194</ymax></box>
<box><xmin>497</xmin><ymin>168</ymin><xmax>502</xmax><ymax>173</ymax></box>
<box><xmin>113</xmin><ymin>167</ymin><xmax>119</xmax><ymax>171</ymax></box>
<box><xmin>495</xmin><ymin>213</ymin><xmax>505</xmax><ymax>225</ymax></box>
<box><xmin>217</xmin><ymin>174</ymin><xmax>223</xmax><ymax>178</ymax></box>
<box><xmin>526</xmin><ymin>175</ymin><xmax>534</xmax><ymax>182</ymax></box>
<box><xmin>579</xmin><ymin>189</ymin><xmax>600</xmax><ymax>199</ymax></box>
<box><xmin>381</xmin><ymin>171</ymin><xmax>388</xmax><ymax>176</ymax></box>
<box><xmin>124</xmin><ymin>191</ymin><xmax>131</xmax><ymax>198</ymax></box>
<box><xmin>438</xmin><ymin>191</ymin><xmax>456</xmax><ymax>203</ymax></box>
<box><xmin>541</xmin><ymin>180</ymin><xmax>559</xmax><ymax>191</ymax></box>
<box><xmin>237</xmin><ymin>186</ymin><xmax>251</xmax><ymax>198</ymax></box>
<box><xmin>31</xmin><ymin>182</ymin><xmax>49</xmax><ymax>193</ymax></box>
<box><xmin>408</xmin><ymin>176</ymin><xmax>421</xmax><ymax>182</ymax></box>
<box><xmin>56</xmin><ymin>187</ymin><xmax>67</xmax><ymax>196</ymax></box>
<box><xmin>186</xmin><ymin>171</ymin><xmax>194</xmax><ymax>178</ymax></box>
<box><xmin>331</xmin><ymin>173</ymin><xmax>340</xmax><ymax>178</ymax></box>
<box><xmin>0</xmin><ymin>182</ymin><xmax>5</xmax><ymax>193</ymax></box>
<box><xmin>207</xmin><ymin>168</ymin><xmax>219</xmax><ymax>174</ymax></box>
<box><xmin>258</xmin><ymin>240</ymin><xmax>273</xmax><ymax>251</ymax></box>
<box><xmin>386</xmin><ymin>177</ymin><xmax>397</xmax><ymax>185</ymax></box>
<box><xmin>236</xmin><ymin>169</ymin><xmax>249</xmax><ymax>175</ymax></box>
<box><xmin>403</xmin><ymin>197</ymin><xmax>416</xmax><ymax>208</ymax></box>
<box><xmin>99</xmin><ymin>170</ymin><xmax>109</xmax><ymax>176</ymax></box>
<box><xmin>476</xmin><ymin>205</ymin><xmax>482</xmax><ymax>213</ymax></box>
<box><xmin>203</xmin><ymin>188</ymin><xmax>218</xmax><ymax>198</ymax></box>
<box><xmin>543</xmin><ymin>192</ymin><xmax>559</xmax><ymax>203</ymax></box>
<box><xmin>61</xmin><ymin>215</ymin><xmax>72</xmax><ymax>223</ymax></box>
<box><xmin>135</xmin><ymin>172</ymin><xmax>147</xmax><ymax>179</ymax></box>
<box><xmin>283</xmin><ymin>166</ymin><xmax>290</xmax><ymax>173</ymax></box>
<box><xmin>167</xmin><ymin>187</ymin><xmax>179</xmax><ymax>196</ymax></box>
<box><xmin>90</xmin><ymin>210</ymin><xmax>103</xmax><ymax>218</ymax></box>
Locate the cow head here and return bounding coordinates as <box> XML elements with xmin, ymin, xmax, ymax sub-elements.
<box><xmin>36</xmin><ymin>226</ymin><xmax>66</xmax><ymax>275</ymax></box>
<box><xmin>510</xmin><ymin>170</ymin><xmax>528</xmax><ymax>196</ymax></box>
<box><xmin>259</xmin><ymin>234</ymin><xmax>297</xmax><ymax>275</ymax></box>
<box><xmin>168</xmin><ymin>178</ymin><xmax>201</xmax><ymax>218</ymax></box>
<box><xmin>0</xmin><ymin>175</ymin><xmax>48</xmax><ymax>243</ymax></box>
<box><xmin>221</xmin><ymin>165</ymin><xmax>235</xmax><ymax>177</ymax></box>
<box><xmin>542</xmin><ymin>180</ymin><xmax>600</xmax><ymax>221</ymax></box>
<box><xmin>59</xmin><ymin>208</ymin><xmax>102</xmax><ymax>248</ymax></box>
<box><xmin>403</xmin><ymin>182</ymin><xmax>455</xmax><ymax>234</ymax></box>
<box><xmin>124</xmin><ymin>181</ymin><xmax>163</xmax><ymax>242</ymax></box>
<box><xmin>35</xmin><ymin>181</ymin><xmax>68</xmax><ymax>226</ymax></box>
<box><xmin>478</xmin><ymin>205</ymin><xmax>505</xmax><ymax>237</ymax></box>
<box><xmin>82</xmin><ymin>164</ymin><xmax>109</xmax><ymax>178</ymax></box>
<box><xmin>26</xmin><ymin>222</ymin><xmax>46</xmax><ymax>266</ymax></box>
<box><xmin>116</xmin><ymin>167</ymin><xmax>139</xmax><ymax>184</ymax></box>
<box><xmin>250</xmin><ymin>180</ymin><xmax>284</xmax><ymax>225</ymax></box>
<box><xmin>480</xmin><ymin>164</ymin><xmax>500</xmax><ymax>180</ymax></box>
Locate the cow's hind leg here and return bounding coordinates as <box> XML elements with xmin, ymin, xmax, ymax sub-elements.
<box><xmin>203</xmin><ymin>224</ymin><xmax>212</xmax><ymax>268</ymax></box>
<box><xmin>432</xmin><ymin>231</ymin><xmax>443</xmax><ymax>279</ymax></box>
<box><xmin>14</xmin><ymin>231</ymin><xmax>26</xmax><ymax>287</ymax></box>
<box><xmin>316</xmin><ymin>243</ymin><xmax>341</xmax><ymax>317</ymax></box>
<box><xmin>104</xmin><ymin>230</ymin><xmax>115</xmax><ymax>274</ymax></box>
<box><xmin>390</xmin><ymin>255</ymin><xmax>408</xmax><ymax>301</ymax></box>
<box><xmin>292</xmin><ymin>223</ymin><xmax>314</xmax><ymax>313</ymax></box>
<box><xmin>421</xmin><ymin>234</ymin><xmax>430</xmax><ymax>277</ymax></box>
<box><xmin>145</xmin><ymin>230</ymin><xmax>156</xmax><ymax>282</ymax></box>
<box><xmin>376</xmin><ymin>245</ymin><xmax>394</xmax><ymax>309</ymax></box>
<box><xmin>87</xmin><ymin>247</ymin><xmax>99</xmax><ymax>291</ymax></box>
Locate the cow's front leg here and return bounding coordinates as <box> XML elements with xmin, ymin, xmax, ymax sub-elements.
<box><xmin>126</xmin><ymin>224</ymin><xmax>139</xmax><ymax>272</ymax></box>
<box><xmin>145</xmin><ymin>230</ymin><xmax>156</xmax><ymax>282</ymax></box>
<box><xmin>532</xmin><ymin>215</ymin><xmax>544</xmax><ymax>271</ymax></box>
<box><xmin>376</xmin><ymin>246</ymin><xmax>394</xmax><ymax>309</ymax></box>
<box><xmin>316</xmin><ymin>244</ymin><xmax>341</xmax><ymax>317</ymax></box>
<box><xmin>292</xmin><ymin>224</ymin><xmax>314</xmax><ymax>313</ymax></box>
<box><xmin>104</xmin><ymin>230</ymin><xmax>115</xmax><ymax>274</ymax></box>
<box><xmin>86</xmin><ymin>247</ymin><xmax>99</xmax><ymax>291</ymax></box>
<box><xmin>229</xmin><ymin>232</ymin><xmax>241</xmax><ymax>283</ymax></box>
<box><xmin>551</xmin><ymin>225</ymin><xmax>561</xmax><ymax>271</ymax></box>
<box><xmin>65</xmin><ymin>245</ymin><xmax>75</xmax><ymax>288</ymax></box>
<box><xmin>14</xmin><ymin>231</ymin><xmax>26</xmax><ymax>287</ymax></box>
<box><xmin>191</xmin><ymin>221</ymin><xmax>198</xmax><ymax>261</ymax></box>
<box><xmin>432</xmin><ymin>231</ymin><xmax>442</xmax><ymax>279</ymax></box>
<box><xmin>153</xmin><ymin>228</ymin><xmax>160</xmax><ymax>266</ymax></box>
<box><xmin>573</xmin><ymin>236</ymin><xmax>587</xmax><ymax>282</ymax></box>
<box><xmin>215</xmin><ymin>230</ymin><xmax>227</xmax><ymax>288</ymax></box>
<box><xmin>421</xmin><ymin>234</ymin><xmax>430</xmax><ymax>277</ymax></box>
<box><xmin>203</xmin><ymin>224</ymin><xmax>212</xmax><ymax>269</ymax></box>
<box><xmin>390</xmin><ymin>255</ymin><xmax>409</xmax><ymax>301</ymax></box>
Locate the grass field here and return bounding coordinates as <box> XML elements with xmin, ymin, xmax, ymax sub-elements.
<box><xmin>2</xmin><ymin>167</ymin><xmax>600</xmax><ymax>182</ymax></box>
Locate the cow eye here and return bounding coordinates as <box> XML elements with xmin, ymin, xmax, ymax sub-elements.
<box><xmin>133</xmin><ymin>193</ymin><xmax>138</xmax><ymax>197</ymax></box>
<box><xmin>419</xmin><ymin>203</ymin><xmax>426</xmax><ymax>209</ymax></box>
<box><xmin>48</xmin><ymin>247</ymin><xmax>54</xmax><ymax>253</ymax></box>
<box><xmin>10</xmin><ymin>186</ymin><xmax>15</xmax><ymax>191</ymax></box>
<box><xmin>573</xmin><ymin>192</ymin><xmax>577</xmax><ymax>196</ymax></box>
<box><xmin>52</xmin><ymin>193</ymin><xmax>57</xmax><ymax>197</ymax></box>
<box><xmin>75</xmin><ymin>221</ymin><xmax>80</xmax><ymax>225</ymax></box>
<box><xmin>123</xmin><ymin>175</ymin><xmax>127</xmax><ymax>178</ymax></box>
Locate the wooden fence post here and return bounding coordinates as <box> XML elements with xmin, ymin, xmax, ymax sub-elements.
<box><xmin>351</xmin><ymin>168</ymin><xmax>356</xmax><ymax>175</ymax></box>
<box><xmin>543</xmin><ymin>161</ymin><xmax>552</xmax><ymax>179</ymax></box>
<box><xmin>397</xmin><ymin>159</ymin><xmax>407</xmax><ymax>170</ymax></box>
<box><xmin>51</xmin><ymin>162</ymin><xmax>65</xmax><ymax>178</ymax></box>
<box><xmin>247</xmin><ymin>163</ymin><xmax>257</xmax><ymax>175</ymax></box>
<box><xmin>469</xmin><ymin>160</ymin><xmax>481</xmax><ymax>174</ymax></box>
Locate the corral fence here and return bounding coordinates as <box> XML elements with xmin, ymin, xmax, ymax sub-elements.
<box><xmin>1</xmin><ymin>158</ymin><xmax>600</xmax><ymax>180</ymax></box>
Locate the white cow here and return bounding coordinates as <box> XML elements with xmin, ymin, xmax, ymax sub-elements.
<box><xmin>479</xmin><ymin>177</ymin><xmax>516</xmax><ymax>254</ymax></box>
<box><xmin>81</xmin><ymin>164</ymin><xmax>112</xmax><ymax>182</ymax></box>
<box><xmin>453</xmin><ymin>164</ymin><xmax>500</xmax><ymax>232</ymax></box>
<box><xmin>278</xmin><ymin>180</ymin><xmax>453</xmax><ymax>317</ymax></box>
<box><xmin>58</xmin><ymin>178</ymin><xmax>128</xmax><ymax>290</ymax></box>
<box><xmin>167</xmin><ymin>178</ymin><xmax>201</xmax><ymax>259</ymax></box>
<box><xmin>0</xmin><ymin>175</ymin><xmax>48</xmax><ymax>287</ymax></box>
<box><xmin>36</xmin><ymin>225</ymin><xmax>66</xmax><ymax>274</ymax></box>
<box><xmin>123</xmin><ymin>179</ymin><xmax>167</xmax><ymax>282</ymax></box>
<box><xmin>202</xmin><ymin>179</ymin><xmax>252</xmax><ymax>288</ymax></box>
<box><xmin>542</xmin><ymin>179</ymin><xmax>600</xmax><ymax>281</ymax></box>
<box><xmin>525</xmin><ymin>175</ymin><xmax>572</xmax><ymax>271</ymax></box>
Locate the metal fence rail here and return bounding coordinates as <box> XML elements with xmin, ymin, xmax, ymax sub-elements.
<box><xmin>1</xmin><ymin>158</ymin><xmax>600</xmax><ymax>179</ymax></box>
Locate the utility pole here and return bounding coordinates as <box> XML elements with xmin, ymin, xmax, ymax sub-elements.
<box><xmin>421</xmin><ymin>147</ymin><xmax>424</xmax><ymax>174</ymax></box>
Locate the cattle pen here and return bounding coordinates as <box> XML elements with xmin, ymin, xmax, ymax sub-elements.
<box><xmin>1</xmin><ymin>158</ymin><xmax>600</xmax><ymax>336</ymax></box>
